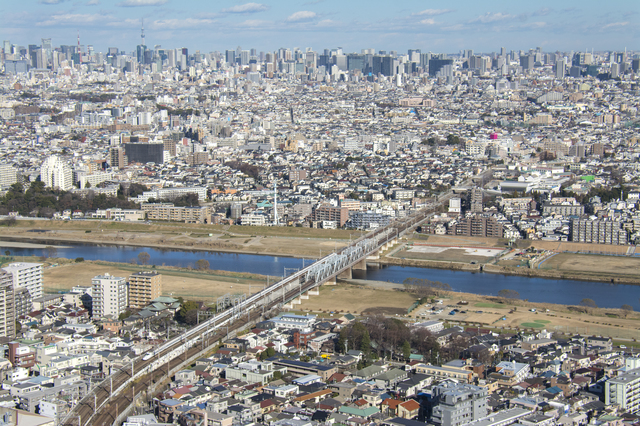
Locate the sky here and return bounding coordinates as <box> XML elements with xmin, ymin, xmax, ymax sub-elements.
<box><xmin>1</xmin><ymin>0</ymin><xmax>638</xmax><ymax>54</ymax></box>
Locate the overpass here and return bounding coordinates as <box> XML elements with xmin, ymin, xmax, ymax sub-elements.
<box><xmin>61</xmin><ymin>190</ymin><xmax>457</xmax><ymax>426</ymax></box>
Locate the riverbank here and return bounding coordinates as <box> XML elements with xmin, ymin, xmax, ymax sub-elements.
<box><xmin>3</xmin><ymin>220</ymin><xmax>639</xmax><ymax>285</ymax></box>
<box><xmin>377</xmin><ymin>257</ymin><xmax>640</xmax><ymax>285</ymax></box>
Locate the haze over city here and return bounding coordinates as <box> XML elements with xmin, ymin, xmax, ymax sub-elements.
<box><xmin>1</xmin><ymin>0</ymin><xmax>638</xmax><ymax>52</ymax></box>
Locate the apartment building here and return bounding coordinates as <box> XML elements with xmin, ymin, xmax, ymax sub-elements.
<box><xmin>0</xmin><ymin>270</ymin><xmax>15</xmax><ymax>338</ymax></box>
<box><xmin>313</xmin><ymin>205</ymin><xmax>349</xmax><ymax>227</ymax></box>
<box><xmin>448</xmin><ymin>215</ymin><xmax>503</xmax><ymax>238</ymax></box>
<box><xmin>91</xmin><ymin>273</ymin><xmax>127</xmax><ymax>319</ymax></box>
<box><xmin>2</xmin><ymin>262</ymin><xmax>42</xmax><ymax>301</ymax></box>
<box><xmin>128</xmin><ymin>271</ymin><xmax>162</xmax><ymax>309</ymax></box>
<box><xmin>571</xmin><ymin>218</ymin><xmax>627</xmax><ymax>245</ymax></box>
<box><xmin>605</xmin><ymin>368</ymin><xmax>640</xmax><ymax>414</ymax></box>
<box><xmin>431</xmin><ymin>382</ymin><xmax>488</xmax><ymax>426</ymax></box>
<box><xmin>141</xmin><ymin>203</ymin><xmax>211</xmax><ymax>224</ymax></box>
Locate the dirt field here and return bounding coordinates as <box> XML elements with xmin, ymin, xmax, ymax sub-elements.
<box><xmin>44</xmin><ymin>261</ymin><xmax>268</xmax><ymax>303</ymax></box>
<box><xmin>539</xmin><ymin>253</ymin><xmax>640</xmax><ymax>277</ymax></box>
<box><xmin>414</xmin><ymin>235</ymin><xmax>507</xmax><ymax>247</ymax></box>
<box><xmin>297</xmin><ymin>283</ymin><xmax>417</xmax><ymax>316</ymax></box>
<box><xmin>394</xmin><ymin>245</ymin><xmax>503</xmax><ymax>264</ymax></box>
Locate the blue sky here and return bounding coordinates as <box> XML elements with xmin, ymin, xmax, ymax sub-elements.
<box><xmin>1</xmin><ymin>0</ymin><xmax>637</xmax><ymax>54</ymax></box>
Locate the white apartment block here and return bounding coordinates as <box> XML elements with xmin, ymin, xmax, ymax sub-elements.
<box><xmin>91</xmin><ymin>273</ymin><xmax>127</xmax><ymax>319</ymax></box>
<box><xmin>40</xmin><ymin>155</ymin><xmax>73</xmax><ymax>191</ymax></box>
<box><xmin>0</xmin><ymin>164</ymin><xmax>18</xmax><ymax>189</ymax></box>
<box><xmin>606</xmin><ymin>368</ymin><xmax>640</xmax><ymax>414</ymax></box>
<box><xmin>2</xmin><ymin>262</ymin><xmax>43</xmax><ymax>300</ymax></box>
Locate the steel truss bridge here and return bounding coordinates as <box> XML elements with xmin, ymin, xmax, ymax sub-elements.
<box><xmin>61</xmin><ymin>199</ymin><xmax>442</xmax><ymax>426</ymax></box>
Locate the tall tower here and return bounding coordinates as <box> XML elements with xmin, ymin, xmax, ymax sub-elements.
<box><xmin>77</xmin><ymin>30</ymin><xmax>81</xmax><ymax>63</ymax></box>
<box><xmin>141</xmin><ymin>18</ymin><xmax>145</xmax><ymax>46</ymax></box>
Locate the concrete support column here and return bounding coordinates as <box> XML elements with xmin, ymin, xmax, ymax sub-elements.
<box><xmin>353</xmin><ymin>258</ymin><xmax>367</xmax><ymax>270</ymax></box>
<box><xmin>324</xmin><ymin>277</ymin><xmax>337</xmax><ymax>285</ymax></box>
<box><xmin>338</xmin><ymin>268</ymin><xmax>352</xmax><ymax>279</ymax></box>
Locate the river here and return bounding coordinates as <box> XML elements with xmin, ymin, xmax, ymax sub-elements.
<box><xmin>1</xmin><ymin>239</ymin><xmax>638</xmax><ymax>310</ymax></box>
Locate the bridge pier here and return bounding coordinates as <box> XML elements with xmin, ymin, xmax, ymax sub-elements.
<box><xmin>338</xmin><ymin>268</ymin><xmax>352</xmax><ymax>279</ymax></box>
<box><xmin>353</xmin><ymin>258</ymin><xmax>367</xmax><ymax>270</ymax></box>
<box><xmin>324</xmin><ymin>277</ymin><xmax>337</xmax><ymax>285</ymax></box>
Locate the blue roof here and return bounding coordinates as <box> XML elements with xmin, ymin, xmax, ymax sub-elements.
<box><xmin>546</xmin><ymin>386</ymin><xmax>563</xmax><ymax>394</ymax></box>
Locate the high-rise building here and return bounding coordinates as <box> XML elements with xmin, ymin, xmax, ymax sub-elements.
<box><xmin>555</xmin><ymin>58</ymin><xmax>566</xmax><ymax>79</ymax></box>
<box><xmin>40</xmin><ymin>155</ymin><xmax>73</xmax><ymax>191</ymax></box>
<box><xmin>0</xmin><ymin>270</ymin><xmax>15</xmax><ymax>339</ymax></box>
<box><xmin>431</xmin><ymin>382</ymin><xmax>488</xmax><ymax>426</ymax></box>
<box><xmin>469</xmin><ymin>187</ymin><xmax>483</xmax><ymax>213</ymax></box>
<box><xmin>92</xmin><ymin>273</ymin><xmax>127</xmax><ymax>319</ymax></box>
<box><xmin>606</xmin><ymin>368</ymin><xmax>640</xmax><ymax>414</ymax></box>
<box><xmin>2</xmin><ymin>262</ymin><xmax>43</xmax><ymax>302</ymax></box>
<box><xmin>428</xmin><ymin>58</ymin><xmax>453</xmax><ymax>76</ymax></box>
<box><xmin>0</xmin><ymin>164</ymin><xmax>17</xmax><ymax>189</ymax></box>
<box><xmin>128</xmin><ymin>271</ymin><xmax>162</xmax><ymax>309</ymax></box>
<box><xmin>109</xmin><ymin>147</ymin><xmax>127</xmax><ymax>170</ymax></box>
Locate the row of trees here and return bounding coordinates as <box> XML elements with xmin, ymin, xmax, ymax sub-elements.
<box><xmin>336</xmin><ymin>315</ymin><xmax>440</xmax><ymax>367</ymax></box>
<box><xmin>0</xmin><ymin>181</ymin><xmax>142</xmax><ymax>217</ymax></box>
<box><xmin>403</xmin><ymin>277</ymin><xmax>452</xmax><ymax>300</ymax></box>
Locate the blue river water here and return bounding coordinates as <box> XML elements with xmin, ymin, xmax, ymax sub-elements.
<box><xmin>2</xmin><ymin>239</ymin><xmax>638</xmax><ymax>310</ymax></box>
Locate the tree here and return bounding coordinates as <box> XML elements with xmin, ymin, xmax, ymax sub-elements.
<box><xmin>580</xmin><ymin>298</ymin><xmax>597</xmax><ymax>309</ymax></box>
<box><xmin>43</xmin><ymin>246</ymin><xmax>58</xmax><ymax>259</ymax></box>
<box><xmin>138</xmin><ymin>251</ymin><xmax>151</xmax><ymax>265</ymax></box>
<box><xmin>176</xmin><ymin>300</ymin><xmax>199</xmax><ymax>323</ymax></box>
<box><xmin>621</xmin><ymin>304</ymin><xmax>633</xmax><ymax>318</ymax></box>
<box><xmin>196</xmin><ymin>259</ymin><xmax>210</xmax><ymax>270</ymax></box>
<box><xmin>497</xmin><ymin>289</ymin><xmax>520</xmax><ymax>300</ymax></box>
<box><xmin>4</xmin><ymin>250</ymin><xmax>10</xmax><ymax>256</ymax></box>
<box><xmin>402</xmin><ymin>340</ymin><xmax>411</xmax><ymax>360</ymax></box>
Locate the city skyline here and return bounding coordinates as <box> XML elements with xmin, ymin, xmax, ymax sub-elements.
<box><xmin>1</xmin><ymin>0</ymin><xmax>638</xmax><ymax>53</ymax></box>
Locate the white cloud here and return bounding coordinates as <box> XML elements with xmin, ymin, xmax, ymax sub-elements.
<box><xmin>106</xmin><ymin>18</ymin><xmax>143</xmax><ymax>27</ymax></box>
<box><xmin>87</xmin><ymin>0</ymin><xmax>99</xmax><ymax>5</ymax></box>
<box><xmin>317</xmin><ymin>19</ymin><xmax>339</xmax><ymax>27</ymax></box>
<box><xmin>36</xmin><ymin>13</ymin><xmax>105</xmax><ymax>26</ymax></box>
<box><xmin>286</xmin><ymin>11</ymin><xmax>317</xmax><ymax>22</ymax></box>
<box><xmin>149</xmin><ymin>17</ymin><xmax>215</xmax><ymax>29</ymax></box>
<box><xmin>221</xmin><ymin>3</ymin><xmax>268</xmax><ymax>13</ymax></box>
<box><xmin>472</xmin><ymin>12</ymin><xmax>513</xmax><ymax>23</ymax></box>
<box><xmin>39</xmin><ymin>0</ymin><xmax>66</xmax><ymax>4</ymax></box>
<box><xmin>239</xmin><ymin>19</ymin><xmax>270</xmax><ymax>28</ymax></box>
<box><xmin>413</xmin><ymin>9</ymin><xmax>452</xmax><ymax>16</ymax></box>
<box><xmin>521</xmin><ymin>21</ymin><xmax>546</xmax><ymax>29</ymax></box>
<box><xmin>420</xmin><ymin>18</ymin><xmax>436</xmax><ymax>25</ymax></box>
<box><xmin>117</xmin><ymin>0</ymin><xmax>167</xmax><ymax>7</ymax></box>
<box><xmin>602</xmin><ymin>21</ymin><xmax>629</xmax><ymax>29</ymax></box>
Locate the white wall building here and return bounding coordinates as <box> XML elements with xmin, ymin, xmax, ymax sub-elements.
<box><xmin>40</xmin><ymin>155</ymin><xmax>73</xmax><ymax>191</ymax></box>
<box><xmin>2</xmin><ymin>262</ymin><xmax>43</xmax><ymax>300</ymax></box>
<box><xmin>91</xmin><ymin>273</ymin><xmax>127</xmax><ymax>319</ymax></box>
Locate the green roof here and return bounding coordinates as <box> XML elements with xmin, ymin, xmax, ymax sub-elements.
<box><xmin>339</xmin><ymin>406</ymin><xmax>380</xmax><ymax>417</ymax></box>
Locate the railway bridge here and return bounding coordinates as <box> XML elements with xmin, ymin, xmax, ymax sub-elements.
<box><xmin>61</xmin><ymin>193</ymin><xmax>450</xmax><ymax>426</ymax></box>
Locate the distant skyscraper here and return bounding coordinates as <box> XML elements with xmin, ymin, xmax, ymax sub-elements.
<box><xmin>428</xmin><ymin>58</ymin><xmax>453</xmax><ymax>76</ymax></box>
<box><xmin>555</xmin><ymin>58</ymin><xmax>566</xmax><ymax>79</ymax></box>
<box><xmin>225</xmin><ymin>49</ymin><xmax>236</xmax><ymax>65</ymax></box>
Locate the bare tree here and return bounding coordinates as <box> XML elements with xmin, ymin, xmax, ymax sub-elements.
<box><xmin>43</xmin><ymin>246</ymin><xmax>58</xmax><ymax>259</ymax></box>
<box><xmin>196</xmin><ymin>259</ymin><xmax>210</xmax><ymax>270</ymax></box>
<box><xmin>138</xmin><ymin>251</ymin><xmax>151</xmax><ymax>265</ymax></box>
